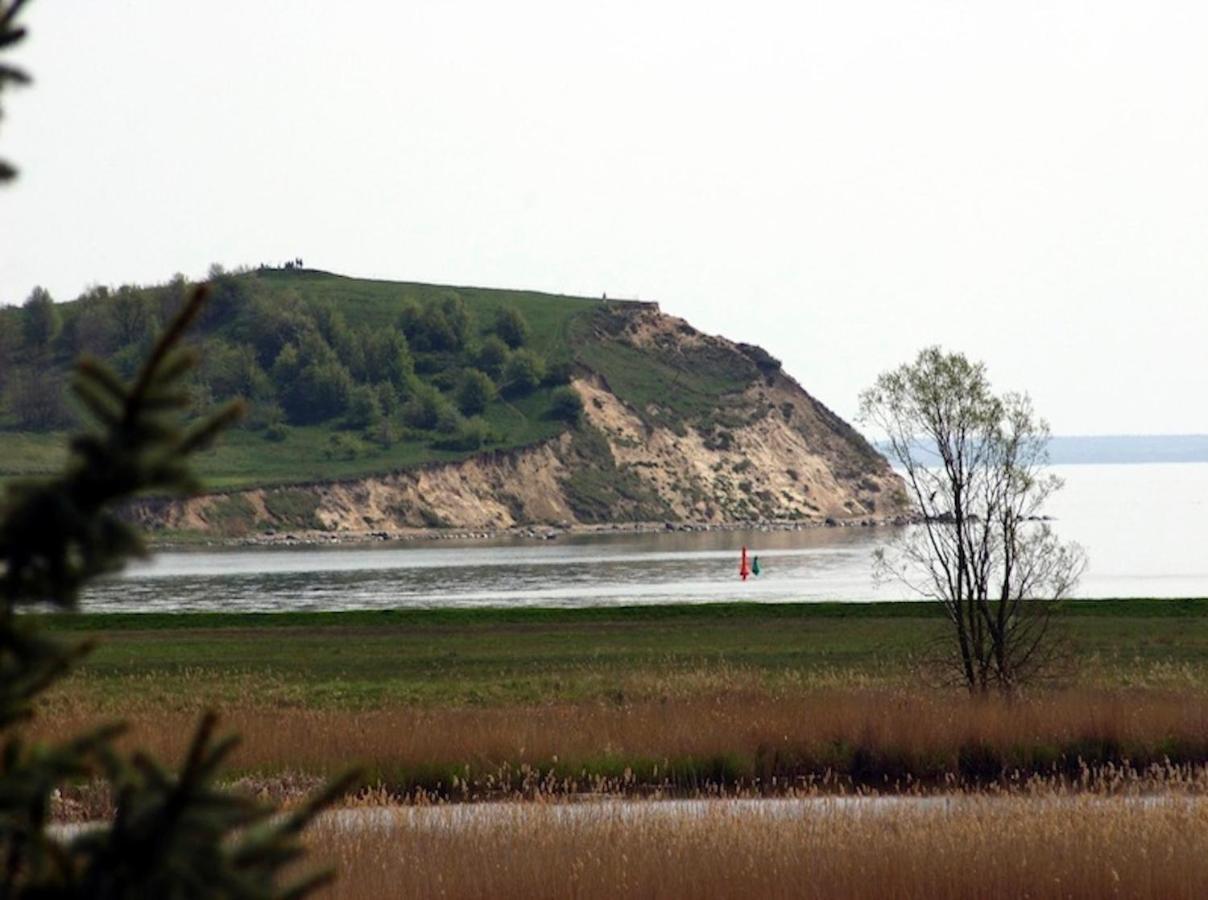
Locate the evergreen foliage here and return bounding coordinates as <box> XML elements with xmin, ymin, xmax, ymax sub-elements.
<box><xmin>0</xmin><ymin>286</ymin><xmax>354</xmax><ymax>897</ymax></box>
<box><xmin>0</xmin><ymin>0</ymin><xmax>29</xmax><ymax>182</ymax></box>
<box><xmin>21</xmin><ymin>287</ymin><xmax>59</xmax><ymax>350</ymax></box>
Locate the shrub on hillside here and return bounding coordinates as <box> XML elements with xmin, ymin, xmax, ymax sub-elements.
<box><xmin>431</xmin><ymin>416</ymin><xmax>494</xmax><ymax>451</ymax></box>
<box><xmin>398</xmin><ymin>294</ymin><xmax>471</xmax><ymax>353</ymax></box>
<box><xmin>360</xmin><ymin>327</ymin><xmax>414</xmax><ymax>389</ymax></box>
<box><xmin>4</xmin><ymin>366</ymin><xmax>73</xmax><ymax>429</ymax></box>
<box><xmin>293</xmin><ymin>360</ymin><xmax>354</xmax><ymax>424</ymax></box>
<box><xmin>502</xmin><ymin>349</ymin><xmax>545</xmax><ymax>396</ymax></box>
<box><xmin>343</xmin><ymin>383</ymin><xmax>383</xmax><ymax>431</ymax></box>
<box><xmin>456</xmin><ymin>368</ymin><xmax>497</xmax><ymax>415</ymax></box>
<box><xmin>548</xmin><ymin>385</ymin><xmax>584</xmax><ymax>424</ymax></box>
<box><xmin>402</xmin><ymin>384</ymin><xmax>457</xmax><ymax>431</ymax></box>
<box><xmin>542</xmin><ymin>359</ymin><xmax>573</xmax><ymax>386</ymax></box>
<box><xmin>435</xmin><ymin>401</ymin><xmax>463</xmax><ymax>434</ymax></box>
<box><xmin>475</xmin><ymin>335</ymin><xmax>510</xmax><ymax>380</ymax></box>
<box><xmin>21</xmin><ymin>286</ymin><xmax>59</xmax><ymax>350</ymax></box>
<box><xmin>492</xmin><ymin>306</ymin><xmax>530</xmax><ymax>349</ymax></box>
<box><xmin>198</xmin><ymin>340</ymin><xmax>272</xmax><ymax>406</ymax></box>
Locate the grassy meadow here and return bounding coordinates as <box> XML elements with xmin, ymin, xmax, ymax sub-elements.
<box><xmin>33</xmin><ymin>599</ymin><xmax>1208</xmax><ymax>798</ymax></box>
<box><xmin>30</xmin><ymin>599</ymin><xmax>1208</xmax><ymax>897</ymax></box>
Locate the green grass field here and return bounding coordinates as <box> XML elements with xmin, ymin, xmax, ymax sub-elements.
<box><xmin>40</xmin><ymin>599</ymin><xmax>1208</xmax><ymax>710</ymax></box>
<box><xmin>238</xmin><ymin>270</ymin><xmax>595</xmax><ymax>368</ymax></box>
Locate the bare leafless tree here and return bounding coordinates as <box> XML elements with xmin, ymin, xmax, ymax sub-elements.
<box><xmin>860</xmin><ymin>347</ymin><xmax>1086</xmax><ymax>693</ymax></box>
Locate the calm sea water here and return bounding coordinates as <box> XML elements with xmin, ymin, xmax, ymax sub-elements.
<box><xmin>79</xmin><ymin>463</ymin><xmax>1208</xmax><ymax>612</ymax></box>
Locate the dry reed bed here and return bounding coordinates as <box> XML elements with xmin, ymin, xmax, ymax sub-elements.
<box><xmin>307</xmin><ymin>794</ymin><xmax>1208</xmax><ymax>899</ymax></box>
<box><xmin>35</xmin><ymin>688</ymin><xmax>1208</xmax><ymax>800</ymax></box>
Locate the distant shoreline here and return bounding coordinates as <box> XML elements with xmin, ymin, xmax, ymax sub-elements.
<box><xmin>877</xmin><ymin>435</ymin><xmax>1208</xmax><ymax>466</ymax></box>
<box><xmin>148</xmin><ymin>514</ymin><xmax>914</xmax><ymax>550</ymax></box>
<box><xmin>1046</xmin><ymin>434</ymin><xmax>1208</xmax><ymax>465</ymax></box>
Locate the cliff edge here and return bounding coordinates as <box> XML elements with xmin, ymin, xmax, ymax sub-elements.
<box><xmin>131</xmin><ymin>302</ymin><xmax>906</xmax><ymax>536</ymax></box>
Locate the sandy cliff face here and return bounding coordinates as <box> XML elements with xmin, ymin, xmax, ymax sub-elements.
<box><xmin>572</xmin><ymin>373</ymin><xmax>896</xmax><ymax>524</ymax></box>
<box><xmin>130</xmin><ymin>306</ymin><xmax>906</xmax><ymax>536</ymax></box>
<box><xmin>567</xmin><ymin>304</ymin><xmax>902</xmax><ymax>524</ymax></box>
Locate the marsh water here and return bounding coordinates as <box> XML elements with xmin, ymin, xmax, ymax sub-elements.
<box><xmin>80</xmin><ymin>463</ymin><xmax>1208</xmax><ymax>612</ymax></box>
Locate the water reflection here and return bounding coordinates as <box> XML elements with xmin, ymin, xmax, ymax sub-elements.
<box><xmin>85</xmin><ymin>526</ymin><xmax>896</xmax><ymax>613</ymax></box>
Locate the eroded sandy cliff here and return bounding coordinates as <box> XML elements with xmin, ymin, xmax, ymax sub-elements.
<box><xmin>130</xmin><ymin>304</ymin><xmax>905</xmax><ymax>536</ymax></box>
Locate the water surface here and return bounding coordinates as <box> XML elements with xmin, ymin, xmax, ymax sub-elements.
<box><xmin>80</xmin><ymin>462</ymin><xmax>1208</xmax><ymax>612</ymax></box>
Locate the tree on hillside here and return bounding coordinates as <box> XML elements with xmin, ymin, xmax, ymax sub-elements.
<box><xmin>502</xmin><ymin>348</ymin><xmax>545</xmax><ymax>397</ymax></box>
<box><xmin>244</xmin><ymin>290</ymin><xmax>316</xmax><ymax>369</ymax></box>
<box><xmin>21</xmin><ymin>285</ymin><xmax>59</xmax><ymax>350</ymax></box>
<box><xmin>455</xmin><ymin>368</ymin><xmax>497</xmax><ymax>415</ymax></box>
<box><xmin>0</xmin><ymin>310</ymin><xmax>18</xmax><ymax>392</ymax></box>
<box><xmin>198</xmin><ymin>340</ymin><xmax>273</xmax><ymax>407</ymax></box>
<box><xmin>155</xmin><ymin>272</ymin><xmax>192</xmax><ymax>324</ymax></box>
<box><xmin>343</xmin><ymin>382</ymin><xmax>383</xmax><ymax>431</ymax></box>
<box><xmin>63</xmin><ymin>287</ymin><xmax>120</xmax><ymax>357</ymax></box>
<box><xmin>492</xmin><ymin>306</ymin><xmax>530</xmax><ymax>349</ymax></box>
<box><xmin>398</xmin><ymin>295</ymin><xmax>471</xmax><ymax>353</ymax></box>
<box><xmin>859</xmin><ymin>347</ymin><xmax>1086</xmax><ymax>694</ymax></box>
<box><xmin>402</xmin><ymin>383</ymin><xmax>456</xmax><ymax>430</ymax></box>
<box><xmin>361</xmin><ymin>327</ymin><xmax>414</xmax><ymax>392</ymax></box>
<box><xmin>313</xmin><ymin>303</ymin><xmax>366</xmax><ymax>376</ymax></box>
<box><xmin>5</xmin><ymin>364</ymin><xmax>71</xmax><ymax>428</ymax></box>
<box><xmin>276</xmin><ymin>354</ymin><xmax>353</xmax><ymax>425</ymax></box>
<box><xmin>202</xmin><ymin>265</ymin><xmax>251</xmax><ymax>327</ymax></box>
<box><xmin>110</xmin><ymin>285</ymin><xmax>157</xmax><ymax>347</ymax></box>
<box><xmin>474</xmin><ymin>335</ymin><xmax>509</xmax><ymax>381</ymax></box>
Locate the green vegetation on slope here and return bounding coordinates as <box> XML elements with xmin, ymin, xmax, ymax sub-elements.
<box><xmin>0</xmin><ymin>267</ymin><xmax>601</xmax><ymax>488</ymax></box>
<box><xmin>571</xmin><ymin>305</ymin><xmax>765</xmax><ymax>436</ymax></box>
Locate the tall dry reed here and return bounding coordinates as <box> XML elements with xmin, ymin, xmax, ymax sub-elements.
<box><xmin>35</xmin><ymin>688</ymin><xmax>1208</xmax><ymax>799</ymax></box>
<box><xmin>307</xmin><ymin>794</ymin><xmax>1208</xmax><ymax>899</ymax></box>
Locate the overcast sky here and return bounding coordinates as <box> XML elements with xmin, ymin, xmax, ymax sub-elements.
<box><xmin>2</xmin><ymin>1</ymin><xmax>1205</xmax><ymax>435</ymax></box>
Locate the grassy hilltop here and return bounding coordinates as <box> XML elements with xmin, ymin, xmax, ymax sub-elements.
<box><xmin>0</xmin><ymin>267</ymin><xmax>767</xmax><ymax>493</ymax></box>
<box><xmin>0</xmin><ymin>268</ymin><xmax>599</xmax><ymax>488</ymax></box>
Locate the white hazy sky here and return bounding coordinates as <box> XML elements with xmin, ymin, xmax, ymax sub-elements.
<box><xmin>2</xmin><ymin>1</ymin><xmax>1206</xmax><ymax>435</ymax></box>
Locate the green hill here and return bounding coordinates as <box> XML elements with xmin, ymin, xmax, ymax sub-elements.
<box><xmin>0</xmin><ymin>267</ymin><xmax>602</xmax><ymax>489</ymax></box>
<box><xmin>0</xmin><ymin>267</ymin><xmax>901</xmax><ymax>535</ymax></box>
